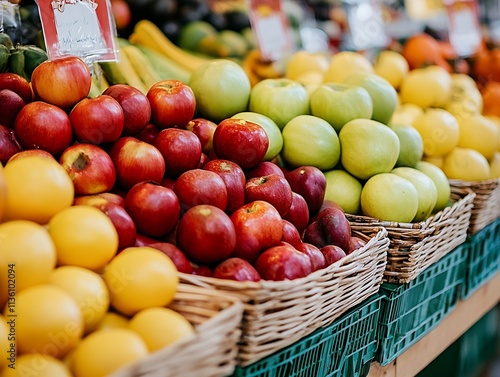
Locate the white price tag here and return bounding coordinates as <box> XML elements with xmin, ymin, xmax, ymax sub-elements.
<box><xmin>446</xmin><ymin>0</ymin><xmax>482</xmax><ymax>57</ymax></box>
<box><xmin>343</xmin><ymin>0</ymin><xmax>388</xmax><ymax>51</ymax></box>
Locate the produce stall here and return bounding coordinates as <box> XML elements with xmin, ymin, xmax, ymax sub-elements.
<box><xmin>1</xmin><ymin>0</ymin><xmax>500</xmax><ymax>376</ymax></box>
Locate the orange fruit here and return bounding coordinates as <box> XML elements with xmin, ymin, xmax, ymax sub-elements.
<box><xmin>481</xmin><ymin>81</ymin><xmax>500</xmax><ymax>118</ymax></box>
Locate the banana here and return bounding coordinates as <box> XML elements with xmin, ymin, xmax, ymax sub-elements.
<box><xmin>122</xmin><ymin>44</ymin><xmax>162</xmax><ymax>90</ymax></box>
<box><xmin>100</xmin><ymin>48</ymin><xmax>148</xmax><ymax>94</ymax></box>
<box><xmin>135</xmin><ymin>44</ymin><xmax>191</xmax><ymax>83</ymax></box>
<box><xmin>242</xmin><ymin>52</ymin><xmax>261</xmax><ymax>87</ymax></box>
<box><xmin>130</xmin><ymin>20</ymin><xmax>211</xmax><ymax>73</ymax></box>
<box><xmin>89</xmin><ymin>75</ymin><xmax>102</xmax><ymax>98</ymax></box>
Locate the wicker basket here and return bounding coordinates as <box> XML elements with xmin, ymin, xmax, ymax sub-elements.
<box><xmin>179</xmin><ymin>227</ymin><xmax>389</xmax><ymax>367</ymax></box>
<box><xmin>449</xmin><ymin>178</ymin><xmax>500</xmax><ymax>235</ymax></box>
<box><xmin>110</xmin><ymin>284</ymin><xmax>244</xmax><ymax>377</ymax></box>
<box><xmin>345</xmin><ymin>190</ymin><xmax>475</xmax><ymax>284</ymax></box>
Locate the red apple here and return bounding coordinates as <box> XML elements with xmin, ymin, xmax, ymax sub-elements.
<box><xmin>176</xmin><ymin>204</ymin><xmax>236</xmax><ymax>265</ymax></box>
<box><xmin>103</xmin><ymin>84</ymin><xmax>151</xmax><ymax>135</ymax></box>
<box><xmin>349</xmin><ymin>236</ymin><xmax>367</xmax><ymax>254</ymax></box>
<box><xmin>0</xmin><ymin>125</ymin><xmax>22</xmax><ymax>164</ymax></box>
<box><xmin>147</xmin><ymin>80</ymin><xmax>196</xmax><ymax>129</ymax></box>
<box><xmin>110</xmin><ymin>0</ymin><xmax>132</xmax><ymax>30</ymax></box>
<box><xmin>245</xmin><ymin>161</ymin><xmax>285</xmax><ymax>180</ymax></box>
<box><xmin>296</xmin><ymin>242</ymin><xmax>326</xmax><ymax>271</ymax></box>
<box><xmin>59</xmin><ymin>143</ymin><xmax>116</xmax><ymax>195</ymax></box>
<box><xmin>148</xmin><ymin>242</ymin><xmax>193</xmax><ymax>274</ymax></box>
<box><xmin>70</xmin><ymin>95</ymin><xmax>124</xmax><ymax>145</ymax></box>
<box><xmin>230</xmin><ymin>200</ymin><xmax>283</xmax><ymax>263</ymax></box>
<box><xmin>245</xmin><ymin>174</ymin><xmax>293</xmax><ymax>217</ymax></box>
<box><xmin>31</xmin><ymin>56</ymin><xmax>91</xmax><ymax>109</ymax></box>
<box><xmin>285</xmin><ymin>166</ymin><xmax>327</xmax><ymax>215</ymax></box>
<box><xmin>109</xmin><ymin>136</ymin><xmax>165</xmax><ymax>190</ymax></box>
<box><xmin>255</xmin><ymin>245</ymin><xmax>312</xmax><ymax>281</ymax></box>
<box><xmin>212</xmin><ymin>118</ymin><xmax>269</xmax><ymax>169</ymax></box>
<box><xmin>160</xmin><ymin>177</ymin><xmax>176</xmax><ymax>190</ymax></box>
<box><xmin>125</xmin><ymin>182</ymin><xmax>180</xmax><ymax>238</ymax></box>
<box><xmin>191</xmin><ymin>264</ymin><xmax>212</xmax><ymax>277</ymax></box>
<box><xmin>303</xmin><ymin>207</ymin><xmax>352</xmax><ymax>252</ymax></box>
<box><xmin>154</xmin><ymin>128</ymin><xmax>202</xmax><ymax>178</ymax></box>
<box><xmin>0</xmin><ymin>89</ymin><xmax>25</xmax><ymax>129</ymax></box>
<box><xmin>212</xmin><ymin>258</ymin><xmax>261</xmax><ymax>282</ymax></box>
<box><xmin>185</xmin><ymin>118</ymin><xmax>217</xmax><ymax>154</ymax></box>
<box><xmin>283</xmin><ymin>192</ymin><xmax>309</xmax><ymax>234</ymax></box>
<box><xmin>320</xmin><ymin>245</ymin><xmax>346</xmax><ymax>266</ymax></box>
<box><xmin>0</xmin><ymin>72</ymin><xmax>33</xmax><ymax>103</ymax></box>
<box><xmin>134</xmin><ymin>123</ymin><xmax>160</xmax><ymax>144</ymax></box>
<box><xmin>135</xmin><ymin>233</ymin><xmax>159</xmax><ymax>247</ymax></box>
<box><xmin>203</xmin><ymin>159</ymin><xmax>246</xmax><ymax>214</ymax></box>
<box><xmin>90</xmin><ymin>201</ymin><xmax>136</xmax><ymax>249</ymax></box>
<box><xmin>14</xmin><ymin>101</ymin><xmax>72</xmax><ymax>157</ymax></box>
<box><xmin>7</xmin><ymin>149</ymin><xmax>54</xmax><ymax>163</ymax></box>
<box><xmin>198</xmin><ymin>153</ymin><xmax>209</xmax><ymax>168</ymax></box>
<box><xmin>73</xmin><ymin>192</ymin><xmax>125</xmax><ymax>207</ymax></box>
<box><xmin>174</xmin><ymin>169</ymin><xmax>228</xmax><ymax>211</ymax></box>
<box><xmin>281</xmin><ymin>219</ymin><xmax>302</xmax><ymax>247</ymax></box>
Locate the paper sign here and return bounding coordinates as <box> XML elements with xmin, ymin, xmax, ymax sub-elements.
<box><xmin>247</xmin><ymin>0</ymin><xmax>293</xmax><ymax>62</ymax></box>
<box><xmin>37</xmin><ymin>0</ymin><xmax>117</xmax><ymax>62</ymax></box>
<box><xmin>446</xmin><ymin>0</ymin><xmax>482</xmax><ymax>57</ymax></box>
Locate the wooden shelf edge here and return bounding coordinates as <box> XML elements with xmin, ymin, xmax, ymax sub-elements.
<box><xmin>368</xmin><ymin>271</ymin><xmax>500</xmax><ymax>377</ymax></box>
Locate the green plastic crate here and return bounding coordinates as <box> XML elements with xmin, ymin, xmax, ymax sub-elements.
<box><xmin>462</xmin><ymin>217</ymin><xmax>500</xmax><ymax>299</ymax></box>
<box><xmin>377</xmin><ymin>244</ymin><xmax>468</xmax><ymax>366</ymax></box>
<box><xmin>232</xmin><ymin>294</ymin><xmax>382</xmax><ymax>377</ymax></box>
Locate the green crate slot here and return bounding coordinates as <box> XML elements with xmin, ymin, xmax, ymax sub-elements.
<box><xmin>462</xmin><ymin>217</ymin><xmax>500</xmax><ymax>299</ymax></box>
<box><xmin>377</xmin><ymin>245</ymin><xmax>468</xmax><ymax>366</ymax></box>
<box><xmin>233</xmin><ymin>295</ymin><xmax>382</xmax><ymax>377</ymax></box>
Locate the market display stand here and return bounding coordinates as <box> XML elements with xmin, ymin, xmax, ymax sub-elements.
<box><xmin>368</xmin><ymin>271</ymin><xmax>500</xmax><ymax>377</ymax></box>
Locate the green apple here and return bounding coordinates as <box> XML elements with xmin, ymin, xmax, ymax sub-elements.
<box><xmin>324</xmin><ymin>169</ymin><xmax>363</xmax><ymax>214</ymax></box>
<box><xmin>415</xmin><ymin>161</ymin><xmax>451</xmax><ymax>213</ymax></box>
<box><xmin>343</xmin><ymin>73</ymin><xmax>398</xmax><ymax>125</ymax></box>
<box><xmin>390</xmin><ymin>124</ymin><xmax>424</xmax><ymax>168</ymax></box>
<box><xmin>249</xmin><ymin>78</ymin><xmax>310</xmax><ymax>129</ymax></box>
<box><xmin>281</xmin><ymin>115</ymin><xmax>340</xmax><ymax>171</ymax></box>
<box><xmin>232</xmin><ymin>111</ymin><xmax>283</xmax><ymax>161</ymax></box>
<box><xmin>309</xmin><ymin>83</ymin><xmax>373</xmax><ymax>133</ymax></box>
<box><xmin>189</xmin><ymin>59</ymin><xmax>251</xmax><ymax>122</ymax></box>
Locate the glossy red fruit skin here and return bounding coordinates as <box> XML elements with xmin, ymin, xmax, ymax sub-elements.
<box><xmin>0</xmin><ymin>89</ymin><xmax>25</xmax><ymax>129</ymax></box>
<box><xmin>149</xmin><ymin>242</ymin><xmax>193</xmax><ymax>274</ymax></box>
<box><xmin>285</xmin><ymin>166</ymin><xmax>327</xmax><ymax>215</ymax></box>
<box><xmin>185</xmin><ymin>118</ymin><xmax>217</xmax><ymax>154</ymax></box>
<box><xmin>244</xmin><ymin>174</ymin><xmax>293</xmax><ymax>217</ymax></box>
<box><xmin>281</xmin><ymin>219</ymin><xmax>302</xmax><ymax>247</ymax></box>
<box><xmin>283</xmin><ymin>192</ymin><xmax>309</xmax><ymax>234</ymax></box>
<box><xmin>296</xmin><ymin>242</ymin><xmax>327</xmax><ymax>271</ymax></box>
<box><xmin>349</xmin><ymin>236</ymin><xmax>367</xmax><ymax>254</ymax></box>
<box><xmin>91</xmin><ymin>201</ymin><xmax>137</xmax><ymax>249</ymax></box>
<box><xmin>0</xmin><ymin>125</ymin><xmax>22</xmax><ymax>164</ymax></box>
<box><xmin>321</xmin><ymin>245</ymin><xmax>347</xmax><ymax>266</ymax></box>
<box><xmin>0</xmin><ymin>72</ymin><xmax>33</xmax><ymax>104</ymax></box>
<box><xmin>212</xmin><ymin>258</ymin><xmax>261</xmax><ymax>282</ymax></box>
<box><xmin>255</xmin><ymin>245</ymin><xmax>312</xmax><ymax>281</ymax></box>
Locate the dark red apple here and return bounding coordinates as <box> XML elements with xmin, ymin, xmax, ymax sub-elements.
<box><xmin>0</xmin><ymin>125</ymin><xmax>22</xmax><ymax>164</ymax></box>
<box><xmin>73</xmin><ymin>192</ymin><xmax>125</xmax><ymax>207</ymax></box>
<box><xmin>134</xmin><ymin>123</ymin><xmax>160</xmax><ymax>144</ymax></box>
<box><xmin>191</xmin><ymin>264</ymin><xmax>212</xmax><ymax>277</ymax></box>
<box><xmin>285</xmin><ymin>166</ymin><xmax>327</xmax><ymax>215</ymax></box>
<box><xmin>160</xmin><ymin>177</ymin><xmax>176</xmax><ymax>190</ymax></box>
<box><xmin>296</xmin><ymin>243</ymin><xmax>326</xmax><ymax>271</ymax></box>
<box><xmin>176</xmin><ymin>204</ymin><xmax>236</xmax><ymax>265</ymax></box>
<box><xmin>198</xmin><ymin>153</ymin><xmax>209</xmax><ymax>168</ymax></box>
<box><xmin>212</xmin><ymin>118</ymin><xmax>269</xmax><ymax>169</ymax></box>
<box><xmin>281</xmin><ymin>219</ymin><xmax>302</xmax><ymax>247</ymax></box>
<box><xmin>311</xmin><ymin>200</ymin><xmax>345</xmax><ymax>223</ymax></box>
<box><xmin>255</xmin><ymin>245</ymin><xmax>312</xmax><ymax>281</ymax></box>
<box><xmin>174</xmin><ymin>169</ymin><xmax>228</xmax><ymax>211</ymax></box>
<box><xmin>7</xmin><ymin>149</ymin><xmax>54</xmax><ymax>163</ymax></box>
<box><xmin>203</xmin><ymin>159</ymin><xmax>246</xmax><ymax>214</ymax></box>
<box><xmin>102</xmin><ymin>84</ymin><xmax>151</xmax><ymax>135</ymax></box>
<box><xmin>0</xmin><ymin>89</ymin><xmax>25</xmax><ymax>129</ymax></box>
<box><xmin>245</xmin><ymin>161</ymin><xmax>285</xmax><ymax>180</ymax></box>
<box><xmin>90</xmin><ymin>201</ymin><xmax>136</xmax><ymax>249</ymax></box>
<box><xmin>185</xmin><ymin>118</ymin><xmax>217</xmax><ymax>154</ymax></box>
<box><xmin>349</xmin><ymin>236</ymin><xmax>367</xmax><ymax>254</ymax></box>
<box><xmin>0</xmin><ymin>72</ymin><xmax>33</xmax><ymax>104</ymax></box>
<box><xmin>154</xmin><ymin>128</ymin><xmax>202</xmax><ymax>178</ymax></box>
<box><xmin>212</xmin><ymin>258</ymin><xmax>261</xmax><ymax>282</ymax></box>
<box><xmin>109</xmin><ymin>136</ymin><xmax>165</xmax><ymax>190</ymax></box>
<box><xmin>147</xmin><ymin>80</ymin><xmax>196</xmax><ymax>129</ymax></box>
<box><xmin>135</xmin><ymin>233</ymin><xmax>159</xmax><ymax>247</ymax></box>
<box><xmin>283</xmin><ymin>192</ymin><xmax>309</xmax><ymax>234</ymax></box>
<box><xmin>303</xmin><ymin>207</ymin><xmax>351</xmax><ymax>252</ymax></box>
<box><xmin>230</xmin><ymin>200</ymin><xmax>283</xmax><ymax>264</ymax></box>
<box><xmin>14</xmin><ymin>101</ymin><xmax>72</xmax><ymax>157</ymax></box>
<box><xmin>320</xmin><ymin>245</ymin><xmax>346</xmax><ymax>266</ymax></box>
<box><xmin>245</xmin><ymin>174</ymin><xmax>293</xmax><ymax>217</ymax></box>
<box><xmin>125</xmin><ymin>181</ymin><xmax>180</xmax><ymax>238</ymax></box>
<box><xmin>59</xmin><ymin>143</ymin><xmax>116</xmax><ymax>195</ymax></box>
<box><xmin>148</xmin><ymin>242</ymin><xmax>193</xmax><ymax>274</ymax></box>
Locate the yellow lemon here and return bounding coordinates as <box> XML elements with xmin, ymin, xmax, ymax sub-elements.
<box><xmin>400</xmin><ymin>65</ymin><xmax>452</xmax><ymax>108</ymax></box>
<box><xmin>442</xmin><ymin>147</ymin><xmax>491</xmax><ymax>181</ymax></box>
<box><xmin>323</xmin><ymin>51</ymin><xmax>373</xmax><ymax>83</ymax></box>
<box><xmin>285</xmin><ymin>50</ymin><xmax>329</xmax><ymax>80</ymax></box>
<box><xmin>373</xmin><ymin>50</ymin><xmax>409</xmax><ymax>89</ymax></box>
<box><xmin>489</xmin><ymin>151</ymin><xmax>500</xmax><ymax>178</ymax></box>
<box><xmin>456</xmin><ymin>113</ymin><xmax>499</xmax><ymax>160</ymax></box>
<box><xmin>96</xmin><ymin>312</ymin><xmax>129</xmax><ymax>331</ymax></box>
<box><xmin>389</xmin><ymin>103</ymin><xmax>424</xmax><ymax>126</ymax></box>
<box><xmin>0</xmin><ymin>354</ymin><xmax>72</xmax><ymax>377</ymax></box>
<box><xmin>484</xmin><ymin>115</ymin><xmax>500</xmax><ymax>151</ymax></box>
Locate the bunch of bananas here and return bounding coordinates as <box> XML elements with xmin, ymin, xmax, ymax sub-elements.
<box><xmin>242</xmin><ymin>49</ymin><xmax>285</xmax><ymax>87</ymax></box>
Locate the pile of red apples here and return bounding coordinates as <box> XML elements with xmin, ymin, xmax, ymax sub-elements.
<box><xmin>0</xmin><ymin>56</ymin><xmax>367</xmax><ymax>282</ymax></box>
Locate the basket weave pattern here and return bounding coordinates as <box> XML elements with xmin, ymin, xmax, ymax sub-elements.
<box><xmin>180</xmin><ymin>228</ymin><xmax>389</xmax><ymax>366</ymax></box>
<box><xmin>110</xmin><ymin>284</ymin><xmax>244</xmax><ymax>377</ymax></box>
<box><xmin>346</xmin><ymin>191</ymin><xmax>475</xmax><ymax>284</ymax></box>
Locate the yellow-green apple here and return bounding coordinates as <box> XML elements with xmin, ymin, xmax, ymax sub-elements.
<box><xmin>109</xmin><ymin>136</ymin><xmax>165</xmax><ymax>190</ymax></box>
<box><xmin>391</xmin><ymin>125</ymin><xmax>424</xmax><ymax>168</ymax></box>
<box><xmin>0</xmin><ymin>125</ymin><xmax>22</xmax><ymax>164</ymax></box>
<box><xmin>174</xmin><ymin>169</ymin><xmax>228</xmax><ymax>211</ymax></box>
<box><xmin>134</xmin><ymin>123</ymin><xmax>160</xmax><ymax>145</ymax></box>
<box><xmin>303</xmin><ymin>206</ymin><xmax>351</xmax><ymax>251</ymax></box>
<box><xmin>203</xmin><ymin>159</ymin><xmax>246</xmax><ymax>215</ymax></box>
<box><xmin>285</xmin><ymin>166</ymin><xmax>326</xmax><ymax>215</ymax></box>
<box><xmin>248</xmin><ymin>78</ymin><xmax>310</xmax><ymax>130</ymax></box>
<box><xmin>212</xmin><ymin>118</ymin><xmax>268</xmax><ymax>169</ymax></box>
<box><xmin>343</xmin><ymin>73</ymin><xmax>398</xmax><ymax>125</ymax></box>
<box><xmin>102</xmin><ymin>84</ymin><xmax>151</xmax><ymax>136</ymax></box>
<box><xmin>320</xmin><ymin>245</ymin><xmax>346</xmax><ymax>266</ymax></box>
<box><xmin>125</xmin><ymin>181</ymin><xmax>180</xmax><ymax>238</ymax></box>
<box><xmin>154</xmin><ymin>128</ymin><xmax>202</xmax><ymax>178</ymax></box>
<box><xmin>349</xmin><ymin>236</ymin><xmax>367</xmax><ymax>254</ymax></box>
<box><xmin>230</xmin><ymin>200</ymin><xmax>283</xmax><ymax>263</ymax></box>
<box><xmin>309</xmin><ymin>83</ymin><xmax>373</xmax><ymax>133</ymax></box>
<box><xmin>0</xmin><ymin>72</ymin><xmax>33</xmax><ymax>103</ymax></box>
<box><xmin>281</xmin><ymin>115</ymin><xmax>340</xmax><ymax>171</ymax></box>
<box><xmin>89</xmin><ymin>201</ymin><xmax>136</xmax><ymax>250</ymax></box>
<box><xmin>324</xmin><ymin>169</ymin><xmax>363</xmax><ymax>215</ymax></box>
<box><xmin>254</xmin><ymin>244</ymin><xmax>312</xmax><ymax>281</ymax></box>
<box><xmin>244</xmin><ymin>174</ymin><xmax>293</xmax><ymax>216</ymax></box>
<box><xmin>148</xmin><ymin>242</ymin><xmax>193</xmax><ymax>274</ymax></box>
<box><xmin>70</xmin><ymin>95</ymin><xmax>124</xmax><ymax>145</ymax></box>
<box><xmin>176</xmin><ymin>204</ymin><xmax>237</xmax><ymax>265</ymax></box>
<box><xmin>59</xmin><ymin>143</ymin><xmax>116</xmax><ymax>195</ymax></box>
<box><xmin>281</xmin><ymin>219</ymin><xmax>301</xmax><ymax>247</ymax></box>
<box><xmin>0</xmin><ymin>89</ymin><xmax>25</xmax><ymax>129</ymax></box>
<box><xmin>73</xmin><ymin>192</ymin><xmax>125</xmax><ymax>207</ymax></box>
<box><xmin>14</xmin><ymin>101</ymin><xmax>72</xmax><ymax>157</ymax></box>
<box><xmin>212</xmin><ymin>258</ymin><xmax>261</xmax><ymax>282</ymax></box>
<box><xmin>7</xmin><ymin>149</ymin><xmax>54</xmax><ymax>163</ymax></box>
<box><xmin>283</xmin><ymin>192</ymin><xmax>309</xmax><ymax>234</ymax></box>
<box><xmin>295</xmin><ymin>242</ymin><xmax>326</xmax><ymax>271</ymax></box>
<box><xmin>189</xmin><ymin>59</ymin><xmax>251</xmax><ymax>122</ymax></box>
<box><xmin>245</xmin><ymin>161</ymin><xmax>284</xmax><ymax>180</ymax></box>
<box><xmin>185</xmin><ymin>118</ymin><xmax>217</xmax><ymax>154</ymax></box>
<box><xmin>323</xmin><ymin>51</ymin><xmax>373</xmax><ymax>84</ymax></box>
<box><xmin>232</xmin><ymin>111</ymin><xmax>283</xmax><ymax>160</ymax></box>
<box><xmin>147</xmin><ymin>79</ymin><xmax>196</xmax><ymax>129</ymax></box>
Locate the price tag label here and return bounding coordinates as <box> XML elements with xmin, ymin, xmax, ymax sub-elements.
<box><xmin>37</xmin><ymin>0</ymin><xmax>117</xmax><ymax>62</ymax></box>
<box><xmin>247</xmin><ymin>0</ymin><xmax>293</xmax><ymax>62</ymax></box>
<box><xmin>446</xmin><ymin>0</ymin><xmax>482</xmax><ymax>57</ymax></box>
